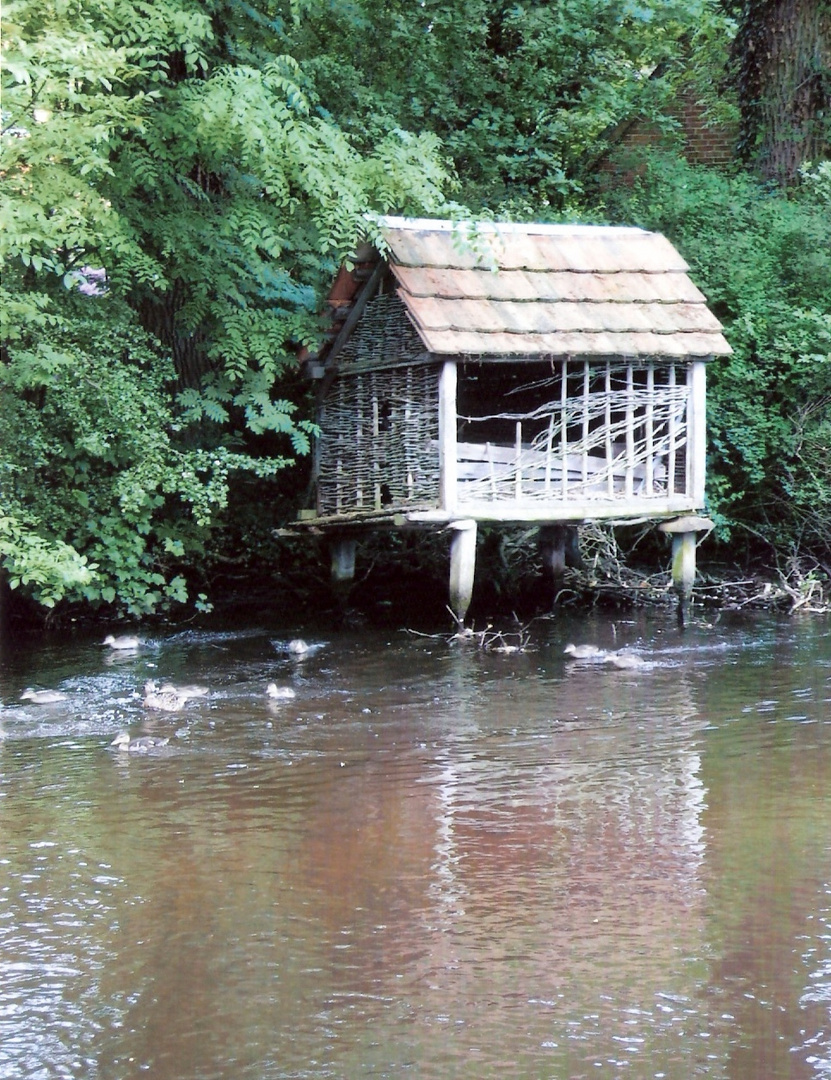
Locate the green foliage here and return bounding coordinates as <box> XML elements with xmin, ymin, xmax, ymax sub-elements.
<box><xmin>282</xmin><ymin>0</ymin><xmax>729</xmax><ymax>212</ymax></box>
<box><xmin>602</xmin><ymin>151</ymin><xmax>831</xmax><ymax>557</ymax></box>
<box><xmin>0</xmin><ymin>295</ymin><xmax>280</xmax><ymax>614</ymax></box>
<box><xmin>1</xmin><ymin>0</ymin><xmax>456</xmax><ymax>619</ymax></box>
<box><xmin>98</xmin><ymin>2</ymin><xmax>456</xmax><ymax>415</ymax></box>
<box><xmin>4</xmin><ymin>0</ymin><xmax>828</xmax><ymax>618</ymax></box>
<box><xmin>1</xmin><ymin>0</ymin><xmax>153</xmax><ymax>276</ymax></box>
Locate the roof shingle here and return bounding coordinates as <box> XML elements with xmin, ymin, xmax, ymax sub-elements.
<box><xmin>376</xmin><ymin>216</ymin><xmax>731</xmax><ymax>359</ymax></box>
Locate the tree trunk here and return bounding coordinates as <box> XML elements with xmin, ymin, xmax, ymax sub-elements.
<box><xmin>733</xmin><ymin>0</ymin><xmax>831</xmax><ymax>185</ymax></box>
<box><xmin>137</xmin><ymin>285</ymin><xmax>215</xmax><ymax>394</ymax></box>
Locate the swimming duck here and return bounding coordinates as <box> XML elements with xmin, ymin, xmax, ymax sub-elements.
<box><xmin>266</xmin><ymin>682</ymin><xmax>296</xmax><ymax>700</ymax></box>
<box><xmin>103</xmin><ymin>634</ymin><xmax>141</xmax><ymax>650</ymax></box>
<box><xmin>110</xmin><ymin>732</ymin><xmax>170</xmax><ymax>753</ymax></box>
<box><xmin>605</xmin><ymin>650</ymin><xmax>645</xmax><ymax>669</ymax></box>
<box><xmin>287</xmin><ymin>639</ymin><xmax>310</xmax><ymax>656</ymax></box>
<box><xmin>20</xmin><ymin>688</ymin><xmax>68</xmax><ymax>704</ymax></box>
<box><xmin>564</xmin><ymin>643</ymin><xmax>606</xmax><ymax>660</ymax></box>
<box><xmin>143</xmin><ymin>681</ymin><xmax>188</xmax><ymax>712</ymax></box>
<box><xmin>156</xmin><ymin>681</ymin><xmax>209</xmax><ymax>700</ymax></box>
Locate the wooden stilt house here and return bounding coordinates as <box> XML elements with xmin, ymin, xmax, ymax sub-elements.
<box><xmin>297</xmin><ymin>217</ymin><xmax>731</xmax><ymax>620</ymax></box>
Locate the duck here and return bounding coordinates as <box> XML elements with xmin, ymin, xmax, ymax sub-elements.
<box><xmin>20</xmin><ymin>688</ymin><xmax>68</xmax><ymax>704</ymax></box>
<box><xmin>605</xmin><ymin>650</ymin><xmax>646</xmax><ymax>669</ymax></box>
<box><xmin>143</xmin><ymin>681</ymin><xmax>188</xmax><ymax>712</ymax></box>
<box><xmin>155</xmin><ymin>681</ymin><xmax>209</xmax><ymax>700</ymax></box>
<box><xmin>564</xmin><ymin>643</ymin><xmax>606</xmax><ymax>660</ymax></box>
<box><xmin>103</xmin><ymin>634</ymin><xmax>141</xmax><ymax>650</ymax></box>
<box><xmin>287</xmin><ymin>638</ymin><xmax>310</xmax><ymax>656</ymax></box>
<box><xmin>266</xmin><ymin>682</ymin><xmax>296</xmax><ymax>700</ymax></box>
<box><xmin>110</xmin><ymin>731</ymin><xmax>170</xmax><ymax>753</ymax></box>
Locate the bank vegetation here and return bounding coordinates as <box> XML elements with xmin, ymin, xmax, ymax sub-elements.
<box><xmin>2</xmin><ymin>0</ymin><xmax>829</xmax><ymax>626</ymax></box>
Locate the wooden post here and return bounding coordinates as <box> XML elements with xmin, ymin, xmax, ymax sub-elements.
<box><xmin>330</xmin><ymin>536</ymin><xmax>357</xmax><ymax>584</ymax></box>
<box><xmin>448</xmin><ymin>519</ymin><xmax>477</xmax><ymax>624</ymax></box>
<box><xmin>658</xmin><ymin>515</ymin><xmax>714</xmax><ymax>627</ymax></box>
<box><xmin>645</xmin><ymin>362</ymin><xmax>655</xmax><ymax>494</ymax></box>
<box><xmin>581</xmin><ymin>360</ymin><xmax>590</xmax><ymax>490</ymax></box>
<box><xmin>671</xmin><ymin>532</ymin><xmax>697</xmax><ymax>623</ymax></box>
<box><xmin>514</xmin><ymin>421</ymin><xmax>522</xmax><ymax>501</ymax></box>
<box><xmin>539</xmin><ymin>524</ymin><xmax>583</xmax><ymax>604</ymax></box>
<box><xmin>438</xmin><ymin>361</ymin><xmax>458</xmax><ymax>513</ymax></box>
<box><xmin>624</xmin><ymin>362</ymin><xmax>635</xmax><ymax>498</ymax></box>
<box><xmin>539</xmin><ymin>524</ymin><xmax>567</xmax><ymax>579</ymax></box>
<box><xmin>604</xmin><ymin>361</ymin><xmax>614</xmax><ymax>497</ymax></box>
<box><xmin>687</xmin><ymin>360</ymin><xmax>707</xmax><ymax>505</ymax></box>
<box><xmin>667</xmin><ymin>363</ymin><xmax>677</xmax><ymax>495</ymax></box>
<box><xmin>560</xmin><ymin>358</ymin><xmax>568</xmax><ymax>498</ymax></box>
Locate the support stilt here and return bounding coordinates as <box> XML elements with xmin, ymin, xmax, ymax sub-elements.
<box><xmin>329</xmin><ymin>536</ymin><xmax>357</xmax><ymax>610</ymax></box>
<box><xmin>329</xmin><ymin>536</ymin><xmax>357</xmax><ymax>584</ymax></box>
<box><xmin>670</xmin><ymin>531</ymin><xmax>697</xmax><ymax>627</ymax></box>
<box><xmin>448</xmin><ymin>520</ymin><xmax>477</xmax><ymax>625</ymax></box>
<box><xmin>658</xmin><ymin>515</ymin><xmax>713</xmax><ymax>627</ymax></box>
<box><xmin>538</xmin><ymin>524</ymin><xmax>567</xmax><ymax>579</ymax></box>
<box><xmin>538</xmin><ymin>524</ymin><xmax>583</xmax><ymax>604</ymax></box>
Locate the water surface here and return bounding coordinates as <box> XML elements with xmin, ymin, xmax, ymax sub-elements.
<box><xmin>0</xmin><ymin>611</ymin><xmax>829</xmax><ymax>1079</ymax></box>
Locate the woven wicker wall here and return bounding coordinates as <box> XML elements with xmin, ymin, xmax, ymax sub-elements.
<box><xmin>317</xmin><ymin>365</ymin><xmax>441</xmax><ymax>516</ymax></box>
<box><xmin>337</xmin><ymin>293</ymin><xmax>433</xmax><ymax>374</ymax></box>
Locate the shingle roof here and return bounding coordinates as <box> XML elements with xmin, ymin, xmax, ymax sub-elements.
<box><xmin>376</xmin><ymin>216</ymin><xmax>732</xmax><ymax>359</ymax></box>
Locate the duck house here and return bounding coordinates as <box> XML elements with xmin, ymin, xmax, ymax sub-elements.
<box><xmin>297</xmin><ymin>217</ymin><xmax>731</xmax><ymax>620</ymax></box>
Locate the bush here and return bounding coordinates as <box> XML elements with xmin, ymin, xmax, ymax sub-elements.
<box><xmin>0</xmin><ymin>292</ymin><xmax>289</xmax><ymax>616</ymax></box>
<box><xmin>601</xmin><ymin>152</ymin><xmax>831</xmax><ymax>564</ymax></box>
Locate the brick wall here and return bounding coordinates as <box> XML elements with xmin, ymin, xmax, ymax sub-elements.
<box><xmin>614</xmin><ymin>88</ymin><xmax>738</xmax><ymax>169</ymax></box>
<box><xmin>674</xmin><ymin>90</ymin><xmax>738</xmax><ymax>167</ymax></box>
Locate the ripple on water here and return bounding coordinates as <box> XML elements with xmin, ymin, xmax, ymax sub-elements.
<box><xmin>0</xmin><ymin>613</ymin><xmax>829</xmax><ymax>1079</ymax></box>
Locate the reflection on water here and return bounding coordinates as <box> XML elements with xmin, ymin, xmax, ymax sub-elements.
<box><xmin>0</xmin><ymin>612</ymin><xmax>829</xmax><ymax>1079</ymax></box>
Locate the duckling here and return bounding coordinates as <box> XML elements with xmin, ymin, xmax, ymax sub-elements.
<box><xmin>110</xmin><ymin>731</ymin><xmax>170</xmax><ymax>753</ymax></box>
<box><xmin>143</xmin><ymin>681</ymin><xmax>188</xmax><ymax>712</ymax></box>
<box><xmin>103</xmin><ymin>634</ymin><xmax>141</xmax><ymax>650</ymax></box>
<box><xmin>156</xmin><ymin>681</ymin><xmax>209</xmax><ymax>700</ymax></box>
<box><xmin>20</xmin><ymin>688</ymin><xmax>68</xmax><ymax>704</ymax></box>
<box><xmin>564</xmin><ymin>643</ymin><xmax>606</xmax><ymax>660</ymax></box>
<box><xmin>605</xmin><ymin>650</ymin><xmax>645</xmax><ymax>669</ymax></box>
<box><xmin>266</xmin><ymin>682</ymin><xmax>296</xmax><ymax>700</ymax></box>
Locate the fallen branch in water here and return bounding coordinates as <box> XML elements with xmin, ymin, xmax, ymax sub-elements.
<box><xmin>481</xmin><ymin>622</ymin><xmax>534</xmax><ymax>653</ymax></box>
<box><xmin>404</xmin><ymin>609</ymin><xmax>535</xmax><ymax>651</ymax></box>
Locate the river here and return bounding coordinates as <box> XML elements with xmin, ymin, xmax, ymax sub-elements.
<box><xmin>0</xmin><ymin>609</ymin><xmax>829</xmax><ymax>1079</ymax></box>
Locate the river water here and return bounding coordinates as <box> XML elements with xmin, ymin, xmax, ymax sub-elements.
<box><xmin>0</xmin><ymin>609</ymin><xmax>829</xmax><ymax>1080</ymax></box>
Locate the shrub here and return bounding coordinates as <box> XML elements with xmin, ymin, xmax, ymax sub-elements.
<box><xmin>601</xmin><ymin>152</ymin><xmax>831</xmax><ymax>563</ymax></box>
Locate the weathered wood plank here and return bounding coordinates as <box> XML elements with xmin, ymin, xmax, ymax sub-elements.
<box><xmin>438</xmin><ymin>360</ymin><xmax>458</xmax><ymax>513</ymax></box>
<box><xmin>688</xmin><ymin>359</ymin><xmax>707</xmax><ymax>505</ymax></box>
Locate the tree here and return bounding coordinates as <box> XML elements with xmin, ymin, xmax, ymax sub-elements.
<box><xmin>728</xmin><ymin>0</ymin><xmax>831</xmax><ymax>184</ymax></box>
<box><xmin>1</xmin><ymin>0</ymin><xmax>455</xmax><ymax>617</ymax></box>
<box><xmin>282</xmin><ymin>0</ymin><xmax>729</xmax><ymax>211</ymax></box>
<box><xmin>603</xmin><ymin>152</ymin><xmax>831</xmax><ymax>563</ymax></box>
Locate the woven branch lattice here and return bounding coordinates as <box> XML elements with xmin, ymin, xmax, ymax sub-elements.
<box><xmin>318</xmin><ymin>365</ymin><xmax>440</xmax><ymax>515</ymax></box>
<box><xmin>457</xmin><ymin>366</ymin><xmax>690</xmax><ymax>502</ymax></box>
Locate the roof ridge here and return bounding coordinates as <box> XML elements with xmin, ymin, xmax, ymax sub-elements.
<box><xmin>375</xmin><ymin>215</ymin><xmax>649</xmax><ymax>237</ymax></box>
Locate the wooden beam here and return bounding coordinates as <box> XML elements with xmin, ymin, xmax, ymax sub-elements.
<box><xmin>408</xmin><ymin>496</ymin><xmax>699</xmax><ymax>524</ymax></box>
<box><xmin>438</xmin><ymin>360</ymin><xmax>458</xmax><ymax>513</ymax></box>
<box><xmin>688</xmin><ymin>360</ymin><xmax>707</xmax><ymax>506</ymax></box>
